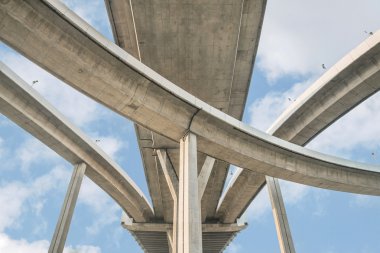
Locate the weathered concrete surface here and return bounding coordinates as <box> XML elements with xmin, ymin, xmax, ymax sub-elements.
<box><xmin>121</xmin><ymin>214</ymin><xmax>246</xmax><ymax>253</ymax></box>
<box><xmin>217</xmin><ymin>30</ymin><xmax>380</xmax><ymax>223</ymax></box>
<box><xmin>157</xmin><ymin>149</ymin><xmax>178</xmax><ymax>253</ymax></box>
<box><xmin>217</xmin><ymin>168</ymin><xmax>265</xmax><ymax>223</ymax></box>
<box><xmin>49</xmin><ymin>163</ymin><xmax>86</xmax><ymax>253</ymax></box>
<box><xmin>0</xmin><ymin>62</ymin><xmax>153</xmax><ymax>222</ymax></box>
<box><xmin>104</xmin><ymin>0</ymin><xmax>268</xmax><ymax>223</ymax></box>
<box><xmin>178</xmin><ymin>133</ymin><xmax>202</xmax><ymax>253</ymax></box>
<box><xmin>2</xmin><ymin>0</ymin><xmax>380</xmax><ymax>201</ymax></box>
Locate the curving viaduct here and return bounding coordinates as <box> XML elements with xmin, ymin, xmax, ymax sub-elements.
<box><xmin>1</xmin><ymin>0</ymin><xmax>380</xmax><ymax>252</ymax></box>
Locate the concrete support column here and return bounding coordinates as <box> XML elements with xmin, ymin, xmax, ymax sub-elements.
<box><xmin>49</xmin><ymin>163</ymin><xmax>86</xmax><ymax>253</ymax></box>
<box><xmin>177</xmin><ymin>133</ymin><xmax>202</xmax><ymax>253</ymax></box>
<box><xmin>157</xmin><ymin>149</ymin><xmax>179</xmax><ymax>253</ymax></box>
<box><xmin>266</xmin><ymin>176</ymin><xmax>296</xmax><ymax>253</ymax></box>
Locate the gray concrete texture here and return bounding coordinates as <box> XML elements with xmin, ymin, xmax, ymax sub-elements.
<box><xmin>2</xmin><ymin>0</ymin><xmax>380</xmax><ymax>252</ymax></box>
<box><xmin>218</xmin><ymin>31</ymin><xmax>380</xmax><ymax>223</ymax></box>
<box><xmin>0</xmin><ymin>1</ymin><xmax>380</xmax><ymax>195</ymax></box>
<box><xmin>0</xmin><ymin>62</ymin><xmax>153</xmax><ymax>222</ymax></box>
<box><xmin>104</xmin><ymin>0</ymin><xmax>267</xmax><ymax>224</ymax></box>
<box><xmin>2</xmin><ymin>0</ymin><xmax>380</xmax><ymax>197</ymax></box>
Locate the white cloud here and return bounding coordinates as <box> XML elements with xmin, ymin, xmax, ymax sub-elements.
<box><xmin>78</xmin><ymin>178</ymin><xmax>120</xmax><ymax>236</ymax></box>
<box><xmin>16</xmin><ymin>138</ymin><xmax>60</xmax><ymax>173</ymax></box>
<box><xmin>258</xmin><ymin>0</ymin><xmax>380</xmax><ymax>81</ymax></box>
<box><xmin>93</xmin><ymin>136</ymin><xmax>125</xmax><ymax>160</ymax></box>
<box><xmin>0</xmin><ymin>166</ymin><xmax>70</xmax><ymax>233</ymax></box>
<box><xmin>0</xmin><ymin>183</ymin><xmax>30</xmax><ymax>232</ymax></box>
<box><xmin>0</xmin><ymin>233</ymin><xmax>101</xmax><ymax>253</ymax></box>
<box><xmin>249</xmin><ymin>80</ymin><xmax>311</xmax><ymax>131</ymax></box>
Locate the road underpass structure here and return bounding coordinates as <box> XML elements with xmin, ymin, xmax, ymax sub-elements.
<box><xmin>1</xmin><ymin>0</ymin><xmax>380</xmax><ymax>252</ymax></box>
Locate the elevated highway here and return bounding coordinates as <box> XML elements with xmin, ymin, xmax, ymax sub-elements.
<box><xmin>104</xmin><ymin>0</ymin><xmax>267</xmax><ymax>224</ymax></box>
<box><xmin>217</xmin><ymin>33</ymin><xmax>380</xmax><ymax>223</ymax></box>
<box><xmin>0</xmin><ymin>62</ymin><xmax>154</xmax><ymax>222</ymax></box>
<box><xmin>1</xmin><ymin>0</ymin><xmax>380</xmax><ymax>252</ymax></box>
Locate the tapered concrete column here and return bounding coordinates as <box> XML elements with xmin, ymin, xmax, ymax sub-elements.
<box><xmin>49</xmin><ymin>163</ymin><xmax>86</xmax><ymax>253</ymax></box>
<box><xmin>266</xmin><ymin>176</ymin><xmax>296</xmax><ymax>253</ymax></box>
<box><xmin>177</xmin><ymin>133</ymin><xmax>202</xmax><ymax>253</ymax></box>
<box><xmin>198</xmin><ymin>156</ymin><xmax>216</xmax><ymax>201</ymax></box>
<box><xmin>157</xmin><ymin>149</ymin><xmax>179</xmax><ymax>253</ymax></box>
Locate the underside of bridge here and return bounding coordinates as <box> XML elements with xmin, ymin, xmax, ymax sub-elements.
<box><xmin>104</xmin><ymin>0</ymin><xmax>267</xmax><ymax>251</ymax></box>
<box><xmin>1</xmin><ymin>1</ymin><xmax>380</xmax><ymax>253</ymax></box>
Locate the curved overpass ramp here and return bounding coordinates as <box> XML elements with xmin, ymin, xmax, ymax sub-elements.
<box><xmin>104</xmin><ymin>0</ymin><xmax>267</xmax><ymax>223</ymax></box>
<box><xmin>0</xmin><ymin>62</ymin><xmax>154</xmax><ymax>222</ymax></box>
<box><xmin>2</xmin><ymin>0</ymin><xmax>380</xmax><ymax>251</ymax></box>
<box><xmin>217</xmin><ymin>30</ymin><xmax>380</xmax><ymax>223</ymax></box>
<box><xmin>1</xmin><ymin>0</ymin><xmax>380</xmax><ymax>194</ymax></box>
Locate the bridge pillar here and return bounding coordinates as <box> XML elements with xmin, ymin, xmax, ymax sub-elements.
<box><xmin>177</xmin><ymin>133</ymin><xmax>202</xmax><ymax>253</ymax></box>
<box><xmin>49</xmin><ymin>163</ymin><xmax>86</xmax><ymax>253</ymax></box>
<box><xmin>266</xmin><ymin>176</ymin><xmax>296</xmax><ymax>253</ymax></box>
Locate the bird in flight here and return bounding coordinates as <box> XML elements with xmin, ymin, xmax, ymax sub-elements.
<box><xmin>322</xmin><ymin>64</ymin><xmax>326</xmax><ymax>69</ymax></box>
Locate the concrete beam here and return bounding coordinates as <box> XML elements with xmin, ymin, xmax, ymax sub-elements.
<box><xmin>49</xmin><ymin>163</ymin><xmax>86</xmax><ymax>253</ymax></box>
<box><xmin>178</xmin><ymin>133</ymin><xmax>202</xmax><ymax>253</ymax></box>
<box><xmin>0</xmin><ymin>62</ymin><xmax>154</xmax><ymax>222</ymax></box>
<box><xmin>266</xmin><ymin>176</ymin><xmax>296</xmax><ymax>253</ymax></box>
<box><xmin>2</xmin><ymin>0</ymin><xmax>380</xmax><ymax>196</ymax></box>
<box><xmin>216</xmin><ymin>169</ymin><xmax>265</xmax><ymax>223</ymax></box>
<box><xmin>104</xmin><ymin>0</ymin><xmax>268</xmax><ymax>223</ymax></box>
<box><xmin>157</xmin><ymin>149</ymin><xmax>178</xmax><ymax>252</ymax></box>
<box><xmin>157</xmin><ymin>149</ymin><xmax>179</xmax><ymax>200</ymax></box>
<box><xmin>122</xmin><ymin>222</ymin><xmax>247</xmax><ymax>233</ymax></box>
<box><xmin>135</xmin><ymin>126</ymin><xmax>165</xmax><ymax>219</ymax></box>
<box><xmin>198</xmin><ymin>156</ymin><xmax>216</xmax><ymax>201</ymax></box>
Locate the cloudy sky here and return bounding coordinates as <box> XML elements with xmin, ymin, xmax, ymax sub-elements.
<box><xmin>1</xmin><ymin>0</ymin><xmax>380</xmax><ymax>252</ymax></box>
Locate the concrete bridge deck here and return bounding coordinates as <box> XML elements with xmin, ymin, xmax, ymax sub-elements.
<box><xmin>1</xmin><ymin>0</ymin><xmax>380</xmax><ymax>252</ymax></box>
<box><xmin>217</xmin><ymin>33</ymin><xmax>380</xmax><ymax>223</ymax></box>
<box><xmin>104</xmin><ymin>0</ymin><xmax>267</xmax><ymax>224</ymax></box>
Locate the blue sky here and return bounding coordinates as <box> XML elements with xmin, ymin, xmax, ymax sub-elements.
<box><xmin>1</xmin><ymin>0</ymin><xmax>380</xmax><ymax>252</ymax></box>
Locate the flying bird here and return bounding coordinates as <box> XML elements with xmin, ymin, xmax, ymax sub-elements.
<box><xmin>95</xmin><ymin>139</ymin><xmax>100</xmax><ymax>143</ymax></box>
<box><xmin>322</xmin><ymin>64</ymin><xmax>326</xmax><ymax>69</ymax></box>
<box><xmin>365</xmin><ymin>31</ymin><xmax>374</xmax><ymax>35</ymax></box>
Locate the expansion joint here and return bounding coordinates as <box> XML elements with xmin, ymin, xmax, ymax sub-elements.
<box><xmin>182</xmin><ymin>108</ymin><xmax>201</xmax><ymax>140</ymax></box>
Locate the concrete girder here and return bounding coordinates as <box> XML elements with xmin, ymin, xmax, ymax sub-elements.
<box><xmin>216</xmin><ymin>169</ymin><xmax>265</xmax><ymax>223</ymax></box>
<box><xmin>104</xmin><ymin>0</ymin><xmax>268</xmax><ymax>222</ymax></box>
<box><xmin>216</xmin><ymin>30</ymin><xmax>380</xmax><ymax>223</ymax></box>
<box><xmin>121</xmin><ymin>214</ymin><xmax>247</xmax><ymax>253</ymax></box>
<box><xmin>198</xmin><ymin>156</ymin><xmax>216</xmax><ymax>201</ymax></box>
<box><xmin>156</xmin><ymin>149</ymin><xmax>179</xmax><ymax>253</ymax></box>
<box><xmin>0</xmin><ymin>62</ymin><xmax>154</xmax><ymax>222</ymax></box>
<box><xmin>2</xmin><ymin>0</ymin><xmax>380</xmax><ymax>200</ymax></box>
